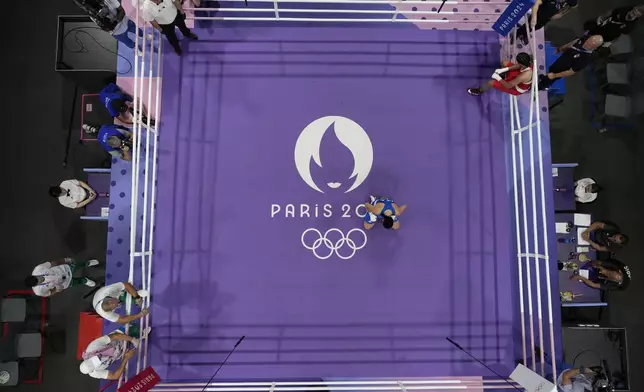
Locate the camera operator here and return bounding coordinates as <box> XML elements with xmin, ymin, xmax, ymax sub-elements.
<box><xmin>558</xmin><ymin>366</ymin><xmax>596</xmax><ymax>391</ymax></box>
<box><xmin>72</xmin><ymin>0</ymin><xmax>146</xmax><ymax>55</ymax></box>
<box><xmin>99</xmin><ymin>83</ymin><xmax>155</xmax><ymax>127</ymax></box>
<box><xmin>98</xmin><ymin>124</ymin><xmax>133</xmax><ymax>161</ymax></box>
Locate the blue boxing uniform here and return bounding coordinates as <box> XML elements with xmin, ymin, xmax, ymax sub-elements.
<box><xmin>364</xmin><ymin>197</ymin><xmax>399</xmax><ymax>224</ymax></box>
<box><xmin>98</xmin><ymin>125</ymin><xmax>130</xmax><ymax>157</ymax></box>
<box><xmin>99</xmin><ymin>83</ymin><xmax>132</xmax><ymax>118</ymax></box>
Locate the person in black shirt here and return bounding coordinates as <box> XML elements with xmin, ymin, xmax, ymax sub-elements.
<box><xmin>584</xmin><ymin>6</ymin><xmax>644</xmax><ymax>44</ymax></box>
<box><xmin>537</xmin><ymin>35</ymin><xmax>603</xmax><ymax>91</ymax></box>
<box><xmin>581</xmin><ymin>220</ymin><xmax>629</xmax><ymax>253</ymax></box>
<box><xmin>515</xmin><ymin>0</ymin><xmax>579</xmax><ymax>45</ymax></box>
<box><xmin>570</xmin><ymin>259</ymin><xmax>631</xmax><ymax>291</ymax></box>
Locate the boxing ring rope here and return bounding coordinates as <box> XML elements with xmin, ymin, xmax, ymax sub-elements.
<box><xmin>151</xmin><ymin>379</ymin><xmax>522</xmax><ymax>391</ymax></box>
<box><xmin>185</xmin><ymin>0</ymin><xmax>509</xmax><ymax>25</ymax></box>
<box><xmin>114</xmin><ymin>1</ymin><xmax>560</xmax><ymax>390</ymax></box>
<box><xmin>508</xmin><ymin>18</ymin><xmax>557</xmax><ymax>384</ymax></box>
<box><xmin>117</xmin><ymin>0</ymin><xmax>163</xmax><ymax>387</ymax></box>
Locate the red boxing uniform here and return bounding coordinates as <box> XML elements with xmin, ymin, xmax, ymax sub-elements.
<box><xmin>492</xmin><ymin>62</ymin><xmax>533</xmax><ymax>96</ymax></box>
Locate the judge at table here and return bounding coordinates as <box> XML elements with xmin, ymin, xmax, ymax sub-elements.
<box><xmin>570</xmin><ymin>260</ymin><xmax>631</xmax><ymax>291</ymax></box>
<box><xmin>580</xmin><ymin>220</ymin><xmax>629</xmax><ymax>253</ymax></box>
<box><xmin>574</xmin><ymin>178</ymin><xmax>600</xmax><ymax>204</ymax></box>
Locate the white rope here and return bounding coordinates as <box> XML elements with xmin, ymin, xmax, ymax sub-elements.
<box><xmin>143</xmin><ymin>28</ymin><xmax>163</xmax><ymax>370</ymax></box>
<box><xmin>523</xmin><ymin>22</ymin><xmax>546</xmax><ymax>378</ymax></box>
<box><xmin>121</xmin><ymin>0</ymin><xmax>144</xmax><ymax>386</ymax></box>
<box><xmin>529</xmin><ymin>24</ymin><xmax>557</xmax><ymax>385</ymax></box>
<box><xmin>136</xmin><ymin>22</ymin><xmax>155</xmax><ymax>376</ymax></box>
<box><xmin>513</xmin><ymin>90</ymin><xmax>535</xmax><ymax>372</ymax></box>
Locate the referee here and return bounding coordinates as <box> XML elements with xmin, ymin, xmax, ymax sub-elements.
<box><xmin>538</xmin><ymin>35</ymin><xmax>603</xmax><ymax>91</ymax></box>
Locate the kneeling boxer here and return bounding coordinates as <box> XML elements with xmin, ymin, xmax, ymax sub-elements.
<box><xmin>467</xmin><ymin>52</ymin><xmax>533</xmax><ymax>96</ymax></box>
<box><xmin>364</xmin><ymin>195</ymin><xmax>407</xmax><ymax>230</ymax></box>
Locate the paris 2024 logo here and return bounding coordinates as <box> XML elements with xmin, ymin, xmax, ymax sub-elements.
<box><xmin>270</xmin><ymin>116</ymin><xmax>373</xmax><ymax>259</ymax></box>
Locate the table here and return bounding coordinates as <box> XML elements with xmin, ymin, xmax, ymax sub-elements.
<box><xmin>76</xmin><ymin>312</ymin><xmax>103</xmax><ymax>360</ymax></box>
<box><xmin>556</xmin><ymin>213</ymin><xmax>606</xmax><ymax>307</ymax></box>
<box><xmin>81</xmin><ymin>169</ymin><xmax>111</xmax><ymax>221</ymax></box>
<box><xmin>552</xmin><ymin>164</ymin><xmax>576</xmax><ymax>212</ymax></box>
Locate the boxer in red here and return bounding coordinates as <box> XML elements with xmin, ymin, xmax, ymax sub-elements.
<box><xmin>467</xmin><ymin>52</ymin><xmax>533</xmax><ymax>96</ymax></box>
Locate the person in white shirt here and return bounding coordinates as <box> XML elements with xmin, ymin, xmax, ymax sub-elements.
<box><xmin>49</xmin><ymin>179</ymin><xmax>98</xmax><ymax>209</ymax></box>
<box><xmin>141</xmin><ymin>0</ymin><xmax>198</xmax><ymax>55</ymax></box>
<box><xmin>557</xmin><ymin>366</ymin><xmax>596</xmax><ymax>392</ymax></box>
<box><xmin>72</xmin><ymin>0</ymin><xmax>146</xmax><ymax>54</ymax></box>
<box><xmin>93</xmin><ymin>282</ymin><xmax>150</xmax><ymax>324</ymax></box>
<box><xmin>574</xmin><ymin>177</ymin><xmax>600</xmax><ymax>203</ymax></box>
<box><xmin>25</xmin><ymin>258</ymin><xmax>99</xmax><ymax>297</ymax></box>
<box><xmin>79</xmin><ymin>327</ymin><xmax>151</xmax><ymax>379</ymax></box>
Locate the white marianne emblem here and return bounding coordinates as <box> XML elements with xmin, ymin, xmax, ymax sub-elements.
<box><xmin>294</xmin><ymin>116</ymin><xmax>373</xmax><ymax>193</ymax></box>
<box><xmin>301</xmin><ymin>228</ymin><xmax>368</xmax><ymax>260</ymax></box>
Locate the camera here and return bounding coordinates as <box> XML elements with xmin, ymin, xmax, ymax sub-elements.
<box><xmin>120</xmin><ymin>138</ymin><xmax>133</xmax><ymax>151</ymax></box>
<box><xmin>591</xmin><ymin>360</ymin><xmax>615</xmax><ymax>392</ymax></box>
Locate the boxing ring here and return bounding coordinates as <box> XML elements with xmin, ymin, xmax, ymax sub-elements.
<box><xmin>101</xmin><ymin>1</ymin><xmax>562</xmax><ymax>390</ymax></box>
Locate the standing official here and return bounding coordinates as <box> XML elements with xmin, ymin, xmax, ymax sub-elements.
<box><xmin>538</xmin><ymin>35</ymin><xmax>603</xmax><ymax>91</ymax></box>
<box><xmin>141</xmin><ymin>0</ymin><xmax>198</xmax><ymax>56</ymax></box>
<box><xmin>25</xmin><ymin>258</ymin><xmax>99</xmax><ymax>297</ymax></box>
<box><xmin>584</xmin><ymin>6</ymin><xmax>644</xmax><ymax>45</ymax></box>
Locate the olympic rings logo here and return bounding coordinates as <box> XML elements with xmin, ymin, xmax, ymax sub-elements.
<box><xmin>301</xmin><ymin>228</ymin><xmax>368</xmax><ymax>260</ymax></box>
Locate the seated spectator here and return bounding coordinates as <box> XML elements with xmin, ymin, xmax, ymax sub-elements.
<box><xmin>581</xmin><ymin>220</ymin><xmax>629</xmax><ymax>252</ymax></box>
<box><xmin>574</xmin><ymin>177</ymin><xmax>600</xmax><ymax>203</ymax></box>
<box><xmin>584</xmin><ymin>6</ymin><xmax>644</xmax><ymax>45</ymax></box>
<box><xmin>79</xmin><ymin>327</ymin><xmax>150</xmax><ymax>379</ymax></box>
<box><xmin>570</xmin><ymin>259</ymin><xmax>631</xmax><ymax>291</ymax></box>
<box><xmin>93</xmin><ymin>282</ymin><xmax>150</xmax><ymax>324</ymax></box>
<box><xmin>25</xmin><ymin>258</ymin><xmax>98</xmax><ymax>297</ymax></box>
<box><xmin>98</xmin><ymin>124</ymin><xmax>133</xmax><ymax>161</ymax></box>
<box><xmin>49</xmin><ymin>179</ymin><xmax>97</xmax><ymax>209</ymax></box>
<box><xmin>99</xmin><ymin>83</ymin><xmax>155</xmax><ymax>126</ymax></box>
<box><xmin>538</xmin><ymin>35</ymin><xmax>603</xmax><ymax>91</ymax></box>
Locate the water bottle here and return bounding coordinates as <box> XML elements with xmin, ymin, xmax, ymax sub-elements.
<box><xmin>558</xmin><ymin>237</ymin><xmax>576</xmax><ymax>244</ymax></box>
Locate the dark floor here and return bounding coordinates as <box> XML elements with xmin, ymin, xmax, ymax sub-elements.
<box><xmin>1</xmin><ymin>1</ymin><xmax>642</xmax><ymax>391</ymax></box>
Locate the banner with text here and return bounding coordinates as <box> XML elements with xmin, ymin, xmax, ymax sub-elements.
<box><xmin>492</xmin><ymin>0</ymin><xmax>535</xmax><ymax>37</ymax></box>
<box><xmin>118</xmin><ymin>367</ymin><xmax>160</xmax><ymax>392</ymax></box>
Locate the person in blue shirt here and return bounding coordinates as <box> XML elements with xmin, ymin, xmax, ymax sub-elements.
<box><xmin>98</xmin><ymin>125</ymin><xmax>133</xmax><ymax>161</ymax></box>
<box><xmin>99</xmin><ymin>83</ymin><xmax>155</xmax><ymax>127</ymax></box>
<box><xmin>363</xmin><ymin>195</ymin><xmax>407</xmax><ymax>230</ymax></box>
